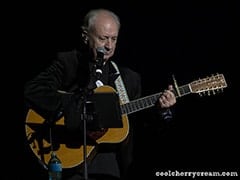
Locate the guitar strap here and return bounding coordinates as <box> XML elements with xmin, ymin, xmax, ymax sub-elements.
<box><xmin>111</xmin><ymin>61</ymin><xmax>130</xmax><ymax>104</ymax></box>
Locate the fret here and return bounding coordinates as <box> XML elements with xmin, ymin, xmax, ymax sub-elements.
<box><xmin>121</xmin><ymin>93</ymin><xmax>161</xmax><ymax>115</ymax></box>
<box><xmin>178</xmin><ymin>84</ymin><xmax>191</xmax><ymax>96</ymax></box>
<box><xmin>132</xmin><ymin>101</ymin><xmax>137</xmax><ymax>111</ymax></box>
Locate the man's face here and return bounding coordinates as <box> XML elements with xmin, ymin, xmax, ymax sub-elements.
<box><xmin>87</xmin><ymin>15</ymin><xmax>119</xmax><ymax>62</ymax></box>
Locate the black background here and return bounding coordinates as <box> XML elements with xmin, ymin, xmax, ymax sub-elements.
<box><xmin>12</xmin><ymin>1</ymin><xmax>240</xmax><ymax>179</ymax></box>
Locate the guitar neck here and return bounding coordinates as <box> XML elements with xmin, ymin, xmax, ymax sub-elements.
<box><xmin>120</xmin><ymin>84</ymin><xmax>191</xmax><ymax>115</ymax></box>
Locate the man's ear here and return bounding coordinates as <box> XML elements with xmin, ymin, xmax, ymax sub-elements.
<box><xmin>81</xmin><ymin>28</ymin><xmax>89</xmax><ymax>44</ymax></box>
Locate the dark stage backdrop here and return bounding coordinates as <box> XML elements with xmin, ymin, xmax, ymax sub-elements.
<box><xmin>17</xmin><ymin>1</ymin><xmax>239</xmax><ymax>179</ymax></box>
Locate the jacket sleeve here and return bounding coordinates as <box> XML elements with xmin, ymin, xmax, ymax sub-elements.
<box><xmin>24</xmin><ymin>58</ymin><xmax>66</xmax><ymax>117</ymax></box>
<box><xmin>24</xmin><ymin>50</ymin><xmax>93</xmax><ymax>133</ymax></box>
<box><xmin>24</xmin><ymin>51</ymin><xmax>79</xmax><ymax>122</ymax></box>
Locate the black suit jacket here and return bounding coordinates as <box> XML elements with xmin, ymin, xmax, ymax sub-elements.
<box><xmin>24</xmin><ymin>49</ymin><xmax>141</xmax><ymax>178</ymax></box>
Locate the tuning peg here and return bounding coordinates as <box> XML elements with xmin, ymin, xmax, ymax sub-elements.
<box><xmin>208</xmin><ymin>91</ymin><xmax>211</xmax><ymax>96</ymax></box>
<box><xmin>212</xmin><ymin>90</ymin><xmax>216</xmax><ymax>95</ymax></box>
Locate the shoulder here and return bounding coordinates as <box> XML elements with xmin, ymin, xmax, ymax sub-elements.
<box><xmin>119</xmin><ymin>66</ymin><xmax>141</xmax><ymax>82</ymax></box>
<box><xmin>56</xmin><ymin>49</ymin><xmax>80</xmax><ymax>63</ymax></box>
<box><xmin>54</xmin><ymin>49</ymin><xmax>83</xmax><ymax>71</ymax></box>
<box><xmin>111</xmin><ymin>61</ymin><xmax>142</xmax><ymax>98</ymax></box>
<box><xmin>110</xmin><ymin>61</ymin><xmax>140</xmax><ymax>79</ymax></box>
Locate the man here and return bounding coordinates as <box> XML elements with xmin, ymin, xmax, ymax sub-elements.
<box><xmin>24</xmin><ymin>8</ymin><xmax>176</xmax><ymax>180</ymax></box>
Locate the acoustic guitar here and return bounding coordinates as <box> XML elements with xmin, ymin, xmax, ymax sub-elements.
<box><xmin>25</xmin><ymin>73</ymin><xmax>227</xmax><ymax>170</ymax></box>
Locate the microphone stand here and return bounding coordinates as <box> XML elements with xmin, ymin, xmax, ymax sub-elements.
<box><xmin>80</xmin><ymin>89</ymin><xmax>93</xmax><ymax>180</ymax></box>
<box><xmin>82</xmin><ymin>47</ymin><xmax>105</xmax><ymax>179</ymax></box>
<box><xmin>82</xmin><ymin>100</ymin><xmax>88</xmax><ymax>180</ymax></box>
<box><xmin>81</xmin><ymin>85</ymin><xmax>97</xmax><ymax>180</ymax></box>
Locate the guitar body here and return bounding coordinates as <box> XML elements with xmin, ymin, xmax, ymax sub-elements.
<box><xmin>25</xmin><ymin>85</ymin><xmax>129</xmax><ymax>169</ymax></box>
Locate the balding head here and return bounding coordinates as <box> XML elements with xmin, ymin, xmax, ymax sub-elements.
<box><xmin>82</xmin><ymin>9</ymin><xmax>121</xmax><ymax>33</ymax></box>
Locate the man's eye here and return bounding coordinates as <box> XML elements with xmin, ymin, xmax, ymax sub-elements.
<box><xmin>99</xmin><ymin>37</ymin><xmax>106</xmax><ymax>41</ymax></box>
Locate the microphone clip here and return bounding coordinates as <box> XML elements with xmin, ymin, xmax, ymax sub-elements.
<box><xmin>95</xmin><ymin>47</ymin><xmax>106</xmax><ymax>80</ymax></box>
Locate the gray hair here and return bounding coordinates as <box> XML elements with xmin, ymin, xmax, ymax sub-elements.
<box><xmin>82</xmin><ymin>8</ymin><xmax>121</xmax><ymax>32</ymax></box>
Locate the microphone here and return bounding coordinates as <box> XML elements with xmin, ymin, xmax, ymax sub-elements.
<box><xmin>95</xmin><ymin>47</ymin><xmax>106</xmax><ymax>80</ymax></box>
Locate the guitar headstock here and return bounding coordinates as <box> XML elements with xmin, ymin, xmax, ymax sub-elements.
<box><xmin>190</xmin><ymin>73</ymin><xmax>227</xmax><ymax>96</ymax></box>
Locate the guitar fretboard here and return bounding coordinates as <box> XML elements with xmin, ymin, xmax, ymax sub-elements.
<box><xmin>120</xmin><ymin>84</ymin><xmax>191</xmax><ymax>115</ymax></box>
